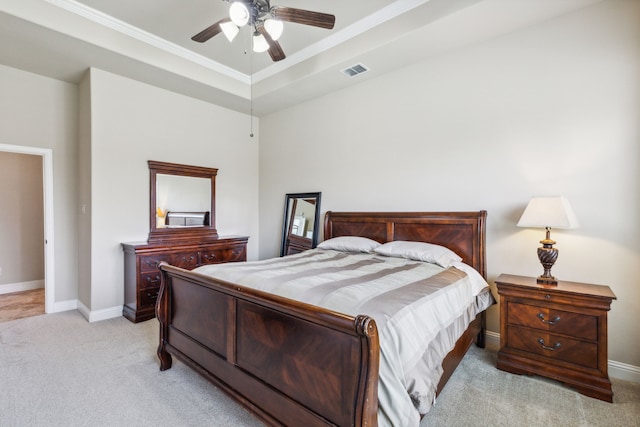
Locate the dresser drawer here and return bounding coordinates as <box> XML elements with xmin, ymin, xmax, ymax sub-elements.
<box><xmin>139</xmin><ymin>254</ymin><xmax>171</xmax><ymax>272</ymax></box>
<box><xmin>507</xmin><ymin>302</ymin><xmax>597</xmax><ymax>341</ymax></box>
<box><xmin>140</xmin><ymin>286</ymin><xmax>160</xmax><ymax>307</ymax></box>
<box><xmin>140</xmin><ymin>272</ymin><xmax>162</xmax><ymax>289</ymax></box>
<box><xmin>201</xmin><ymin>246</ymin><xmax>246</xmax><ymax>265</ymax></box>
<box><xmin>168</xmin><ymin>252</ymin><xmax>199</xmax><ymax>269</ymax></box>
<box><xmin>506</xmin><ymin>325</ymin><xmax>598</xmax><ymax>369</ymax></box>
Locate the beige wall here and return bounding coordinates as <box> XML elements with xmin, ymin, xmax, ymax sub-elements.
<box><xmin>0</xmin><ymin>64</ymin><xmax>259</xmax><ymax>318</ymax></box>
<box><xmin>81</xmin><ymin>68</ymin><xmax>259</xmax><ymax>315</ymax></box>
<box><xmin>77</xmin><ymin>71</ymin><xmax>92</xmax><ymax>308</ymax></box>
<box><xmin>259</xmin><ymin>0</ymin><xmax>640</xmax><ymax>369</ymax></box>
<box><xmin>0</xmin><ymin>64</ymin><xmax>78</xmax><ymax>304</ymax></box>
<box><xmin>0</xmin><ymin>152</ymin><xmax>44</xmax><ymax>287</ymax></box>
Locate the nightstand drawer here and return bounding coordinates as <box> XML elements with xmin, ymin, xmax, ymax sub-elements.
<box><xmin>507</xmin><ymin>326</ymin><xmax>598</xmax><ymax>369</ymax></box>
<box><xmin>507</xmin><ymin>302</ymin><xmax>597</xmax><ymax>341</ymax></box>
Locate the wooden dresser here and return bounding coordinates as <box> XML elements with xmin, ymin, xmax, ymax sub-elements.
<box><xmin>496</xmin><ymin>274</ymin><xmax>616</xmax><ymax>402</ymax></box>
<box><xmin>122</xmin><ymin>236</ymin><xmax>248</xmax><ymax>323</ymax></box>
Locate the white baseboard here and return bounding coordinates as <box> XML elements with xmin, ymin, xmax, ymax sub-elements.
<box><xmin>483</xmin><ymin>330</ymin><xmax>639</xmax><ymax>384</ymax></box>
<box><xmin>0</xmin><ymin>280</ymin><xmax>44</xmax><ymax>294</ymax></box>
<box><xmin>485</xmin><ymin>330</ymin><xmax>500</xmax><ymax>349</ymax></box>
<box><xmin>609</xmin><ymin>360</ymin><xmax>640</xmax><ymax>383</ymax></box>
<box><xmin>77</xmin><ymin>300</ymin><xmax>122</xmax><ymax>322</ymax></box>
<box><xmin>54</xmin><ymin>299</ymin><xmax>78</xmax><ymax>313</ymax></box>
<box><xmin>76</xmin><ymin>301</ymin><xmax>90</xmax><ymax>320</ymax></box>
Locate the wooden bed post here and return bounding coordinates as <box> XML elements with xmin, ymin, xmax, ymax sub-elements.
<box><xmin>156</xmin><ymin>262</ymin><xmax>172</xmax><ymax>371</ymax></box>
<box><xmin>355</xmin><ymin>315</ymin><xmax>379</xmax><ymax>427</ymax></box>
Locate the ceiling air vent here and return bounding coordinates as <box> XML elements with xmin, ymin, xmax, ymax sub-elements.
<box><xmin>341</xmin><ymin>63</ymin><xmax>369</xmax><ymax>78</ymax></box>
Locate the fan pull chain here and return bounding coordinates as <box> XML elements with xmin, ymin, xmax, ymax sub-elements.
<box><xmin>249</xmin><ymin>46</ymin><xmax>254</xmax><ymax>138</ymax></box>
<box><xmin>244</xmin><ymin>26</ymin><xmax>254</xmax><ymax>139</ymax></box>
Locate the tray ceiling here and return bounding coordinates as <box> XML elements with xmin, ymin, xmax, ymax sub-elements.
<box><xmin>0</xmin><ymin>0</ymin><xmax>602</xmax><ymax>115</ymax></box>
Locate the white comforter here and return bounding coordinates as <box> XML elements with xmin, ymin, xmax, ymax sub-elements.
<box><xmin>194</xmin><ymin>249</ymin><xmax>492</xmax><ymax>426</ymax></box>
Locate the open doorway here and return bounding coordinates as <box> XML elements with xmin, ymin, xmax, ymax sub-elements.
<box><xmin>0</xmin><ymin>144</ymin><xmax>55</xmax><ymax>315</ymax></box>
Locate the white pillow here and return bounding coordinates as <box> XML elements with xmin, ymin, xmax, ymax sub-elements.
<box><xmin>374</xmin><ymin>241</ymin><xmax>462</xmax><ymax>267</ymax></box>
<box><xmin>317</xmin><ymin>236</ymin><xmax>381</xmax><ymax>253</ymax></box>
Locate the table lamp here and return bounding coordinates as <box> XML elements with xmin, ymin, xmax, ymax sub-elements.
<box><xmin>517</xmin><ymin>197</ymin><xmax>579</xmax><ymax>285</ymax></box>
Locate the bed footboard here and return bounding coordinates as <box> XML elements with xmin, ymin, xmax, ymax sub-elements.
<box><xmin>156</xmin><ymin>262</ymin><xmax>380</xmax><ymax>427</ymax></box>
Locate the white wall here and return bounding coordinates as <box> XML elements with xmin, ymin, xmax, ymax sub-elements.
<box><xmin>83</xmin><ymin>68</ymin><xmax>259</xmax><ymax>316</ymax></box>
<box><xmin>0</xmin><ymin>64</ymin><xmax>79</xmax><ymax>305</ymax></box>
<box><xmin>259</xmin><ymin>0</ymin><xmax>640</xmax><ymax>368</ymax></box>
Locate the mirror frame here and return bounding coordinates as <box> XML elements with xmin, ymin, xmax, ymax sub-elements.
<box><xmin>280</xmin><ymin>192</ymin><xmax>322</xmax><ymax>256</ymax></box>
<box><xmin>148</xmin><ymin>160</ymin><xmax>218</xmax><ymax>244</ymax></box>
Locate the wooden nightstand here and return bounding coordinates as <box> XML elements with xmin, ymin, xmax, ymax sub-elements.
<box><xmin>496</xmin><ymin>274</ymin><xmax>616</xmax><ymax>402</ymax></box>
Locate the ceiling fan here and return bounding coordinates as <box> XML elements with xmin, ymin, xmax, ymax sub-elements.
<box><xmin>191</xmin><ymin>0</ymin><xmax>336</xmax><ymax>62</ymax></box>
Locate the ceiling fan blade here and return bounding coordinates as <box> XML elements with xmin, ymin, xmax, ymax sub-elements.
<box><xmin>272</xmin><ymin>7</ymin><xmax>335</xmax><ymax>30</ymax></box>
<box><xmin>191</xmin><ymin>18</ymin><xmax>231</xmax><ymax>43</ymax></box>
<box><xmin>257</xmin><ymin>25</ymin><xmax>286</xmax><ymax>62</ymax></box>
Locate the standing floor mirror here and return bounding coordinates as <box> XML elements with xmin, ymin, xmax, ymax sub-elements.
<box><xmin>280</xmin><ymin>192</ymin><xmax>321</xmax><ymax>256</ymax></box>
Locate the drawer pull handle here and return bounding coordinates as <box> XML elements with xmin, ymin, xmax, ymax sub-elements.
<box><xmin>146</xmin><ymin>291</ymin><xmax>158</xmax><ymax>300</ymax></box>
<box><xmin>145</xmin><ymin>275</ymin><xmax>160</xmax><ymax>283</ymax></box>
<box><xmin>145</xmin><ymin>260</ymin><xmax>159</xmax><ymax>268</ymax></box>
<box><xmin>537</xmin><ymin>313</ymin><xmax>561</xmax><ymax>325</ymax></box>
<box><xmin>537</xmin><ymin>338</ymin><xmax>561</xmax><ymax>351</ymax></box>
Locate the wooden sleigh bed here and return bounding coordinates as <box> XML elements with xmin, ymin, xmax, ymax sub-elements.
<box><xmin>156</xmin><ymin>211</ymin><xmax>488</xmax><ymax>426</ymax></box>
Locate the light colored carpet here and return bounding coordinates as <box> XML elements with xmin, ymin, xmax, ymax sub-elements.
<box><xmin>0</xmin><ymin>310</ymin><xmax>263</xmax><ymax>427</ymax></box>
<box><xmin>422</xmin><ymin>343</ymin><xmax>640</xmax><ymax>427</ymax></box>
<box><xmin>0</xmin><ymin>310</ymin><xmax>638</xmax><ymax>427</ymax></box>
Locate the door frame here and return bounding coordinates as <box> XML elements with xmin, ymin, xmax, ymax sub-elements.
<box><xmin>0</xmin><ymin>143</ymin><xmax>55</xmax><ymax>313</ymax></box>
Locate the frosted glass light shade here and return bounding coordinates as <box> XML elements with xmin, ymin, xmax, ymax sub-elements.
<box><xmin>264</xmin><ymin>18</ymin><xmax>283</xmax><ymax>41</ymax></box>
<box><xmin>220</xmin><ymin>21</ymin><xmax>239</xmax><ymax>42</ymax></box>
<box><xmin>253</xmin><ymin>33</ymin><xmax>269</xmax><ymax>52</ymax></box>
<box><xmin>229</xmin><ymin>2</ymin><xmax>250</xmax><ymax>27</ymax></box>
<box><xmin>517</xmin><ymin>197</ymin><xmax>579</xmax><ymax>229</ymax></box>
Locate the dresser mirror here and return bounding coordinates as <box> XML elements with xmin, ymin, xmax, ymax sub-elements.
<box><xmin>148</xmin><ymin>160</ymin><xmax>218</xmax><ymax>244</ymax></box>
<box><xmin>280</xmin><ymin>192</ymin><xmax>321</xmax><ymax>256</ymax></box>
<box><xmin>156</xmin><ymin>174</ymin><xmax>210</xmax><ymax>227</ymax></box>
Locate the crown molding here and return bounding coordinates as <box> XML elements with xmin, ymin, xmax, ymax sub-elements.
<box><xmin>46</xmin><ymin>0</ymin><xmax>430</xmax><ymax>86</ymax></box>
<box><xmin>46</xmin><ymin>0</ymin><xmax>250</xmax><ymax>84</ymax></box>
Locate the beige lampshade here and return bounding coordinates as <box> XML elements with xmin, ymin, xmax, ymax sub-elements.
<box><xmin>517</xmin><ymin>197</ymin><xmax>579</xmax><ymax>229</ymax></box>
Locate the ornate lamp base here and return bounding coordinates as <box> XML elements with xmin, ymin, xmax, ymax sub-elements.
<box><xmin>537</xmin><ymin>230</ymin><xmax>559</xmax><ymax>285</ymax></box>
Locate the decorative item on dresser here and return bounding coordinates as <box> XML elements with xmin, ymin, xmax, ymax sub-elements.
<box><xmin>496</xmin><ymin>274</ymin><xmax>616</xmax><ymax>402</ymax></box>
<box><xmin>122</xmin><ymin>160</ymin><xmax>249</xmax><ymax>323</ymax></box>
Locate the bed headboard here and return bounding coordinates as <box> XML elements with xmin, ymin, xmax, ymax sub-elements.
<box><xmin>324</xmin><ymin>211</ymin><xmax>487</xmax><ymax>279</ymax></box>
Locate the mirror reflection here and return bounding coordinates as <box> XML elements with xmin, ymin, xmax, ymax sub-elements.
<box><xmin>156</xmin><ymin>174</ymin><xmax>211</xmax><ymax>228</ymax></box>
<box><xmin>281</xmin><ymin>192</ymin><xmax>322</xmax><ymax>256</ymax></box>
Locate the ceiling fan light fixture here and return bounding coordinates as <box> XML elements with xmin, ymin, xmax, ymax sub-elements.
<box><xmin>192</xmin><ymin>2</ymin><xmax>336</xmax><ymax>62</ymax></box>
<box><xmin>220</xmin><ymin>21</ymin><xmax>239</xmax><ymax>42</ymax></box>
<box><xmin>229</xmin><ymin>1</ymin><xmax>250</xmax><ymax>27</ymax></box>
<box><xmin>264</xmin><ymin>18</ymin><xmax>283</xmax><ymax>41</ymax></box>
<box><xmin>252</xmin><ymin>32</ymin><xmax>269</xmax><ymax>53</ymax></box>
